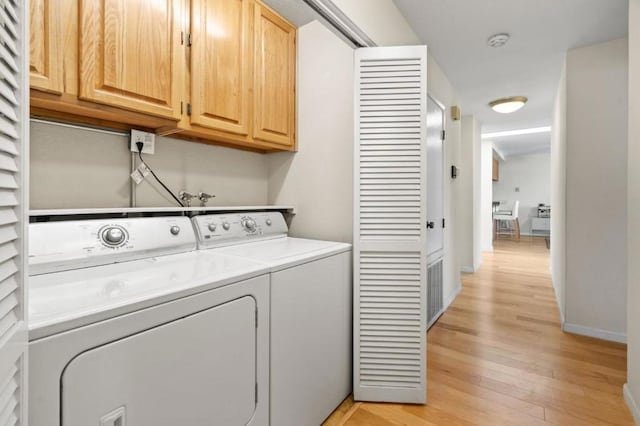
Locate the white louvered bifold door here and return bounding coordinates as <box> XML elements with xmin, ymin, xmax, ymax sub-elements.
<box><xmin>354</xmin><ymin>46</ymin><xmax>428</xmax><ymax>404</ymax></box>
<box><xmin>0</xmin><ymin>0</ymin><xmax>28</xmax><ymax>424</ymax></box>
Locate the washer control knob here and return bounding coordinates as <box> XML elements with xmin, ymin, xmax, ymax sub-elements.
<box><xmin>265</xmin><ymin>218</ymin><xmax>273</xmax><ymax>226</ymax></box>
<box><xmin>243</xmin><ymin>218</ymin><xmax>257</xmax><ymax>232</ymax></box>
<box><xmin>102</xmin><ymin>227</ymin><xmax>125</xmax><ymax>246</ymax></box>
<box><xmin>208</xmin><ymin>223</ymin><xmax>217</xmax><ymax>232</ymax></box>
<box><xmin>222</xmin><ymin>222</ymin><xmax>231</xmax><ymax>231</ymax></box>
<box><xmin>170</xmin><ymin>225</ymin><xmax>180</xmax><ymax>236</ymax></box>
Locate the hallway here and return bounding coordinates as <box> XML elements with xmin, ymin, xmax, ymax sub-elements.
<box><xmin>339</xmin><ymin>238</ymin><xmax>633</xmax><ymax>425</ymax></box>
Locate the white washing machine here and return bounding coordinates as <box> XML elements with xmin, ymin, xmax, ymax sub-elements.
<box><xmin>192</xmin><ymin>212</ymin><xmax>353</xmax><ymax>426</ymax></box>
<box><xmin>28</xmin><ymin>216</ymin><xmax>271</xmax><ymax>426</ymax></box>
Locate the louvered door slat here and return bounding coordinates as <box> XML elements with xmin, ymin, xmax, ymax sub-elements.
<box><xmin>354</xmin><ymin>46</ymin><xmax>427</xmax><ymax>404</ymax></box>
<box><xmin>0</xmin><ymin>0</ymin><xmax>27</xmax><ymax>423</ymax></box>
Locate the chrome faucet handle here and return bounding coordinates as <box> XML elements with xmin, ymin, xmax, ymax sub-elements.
<box><xmin>179</xmin><ymin>190</ymin><xmax>196</xmax><ymax>207</ymax></box>
<box><xmin>198</xmin><ymin>192</ymin><xmax>216</xmax><ymax>207</ymax></box>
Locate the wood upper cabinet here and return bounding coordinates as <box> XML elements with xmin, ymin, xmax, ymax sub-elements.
<box><xmin>492</xmin><ymin>158</ymin><xmax>499</xmax><ymax>181</ymax></box>
<box><xmin>189</xmin><ymin>0</ymin><xmax>252</xmax><ymax>137</ymax></box>
<box><xmin>30</xmin><ymin>0</ymin><xmax>64</xmax><ymax>94</ymax></box>
<box><xmin>29</xmin><ymin>0</ymin><xmax>296</xmax><ymax>152</ymax></box>
<box><xmin>78</xmin><ymin>0</ymin><xmax>183</xmax><ymax>120</ymax></box>
<box><xmin>253</xmin><ymin>2</ymin><xmax>295</xmax><ymax>148</ymax></box>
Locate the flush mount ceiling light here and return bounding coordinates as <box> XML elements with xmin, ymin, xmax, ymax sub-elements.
<box><xmin>487</xmin><ymin>33</ymin><xmax>510</xmax><ymax>48</ymax></box>
<box><xmin>489</xmin><ymin>96</ymin><xmax>528</xmax><ymax>114</ymax></box>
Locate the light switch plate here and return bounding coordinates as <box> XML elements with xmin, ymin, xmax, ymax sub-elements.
<box><xmin>130</xmin><ymin>129</ymin><xmax>155</xmax><ymax>154</ymax></box>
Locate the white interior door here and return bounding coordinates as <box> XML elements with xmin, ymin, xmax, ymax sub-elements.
<box><xmin>354</xmin><ymin>45</ymin><xmax>428</xmax><ymax>404</ymax></box>
<box><xmin>0</xmin><ymin>0</ymin><xmax>28</xmax><ymax>423</ymax></box>
<box><xmin>426</xmin><ymin>96</ymin><xmax>444</xmax><ymax>260</ymax></box>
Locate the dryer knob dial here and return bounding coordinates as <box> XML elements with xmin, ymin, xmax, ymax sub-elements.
<box><xmin>243</xmin><ymin>218</ymin><xmax>257</xmax><ymax>232</ymax></box>
<box><xmin>222</xmin><ymin>222</ymin><xmax>231</xmax><ymax>231</ymax></box>
<box><xmin>208</xmin><ymin>223</ymin><xmax>217</xmax><ymax>232</ymax></box>
<box><xmin>265</xmin><ymin>219</ymin><xmax>273</xmax><ymax>226</ymax></box>
<box><xmin>102</xmin><ymin>227</ymin><xmax>125</xmax><ymax>246</ymax></box>
<box><xmin>170</xmin><ymin>225</ymin><xmax>180</xmax><ymax>236</ymax></box>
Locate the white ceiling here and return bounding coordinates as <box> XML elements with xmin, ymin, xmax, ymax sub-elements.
<box><xmin>394</xmin><ymin>0</ymin><xmax>628</xmax><ymax>156</ymax></box>
<box><xmin>491</xmin><ymin>132</ymin><xmax>551</xmax><ymax>158</ymax></box>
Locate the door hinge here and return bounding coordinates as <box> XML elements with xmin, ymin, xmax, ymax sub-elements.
<box><xmin>186</xmin><ymin>103</ymin><xmax>192</xmax><ymax>116</ymax></box>
<box><xmin>255</xmin><ymin>308</ymin><xmax>258</xmax><ymax>328</ymax></box>
<box><xmin>255</xmin><ymin>382</ymin><xmax>258</xmax><ymax>403</ymax></box>
<box><xmin>441</xmin><ymin>130</ymin><xmax>446</xmax><ymax>140</ymax></box>
<box><xmin>442</xmin><ymin>218</ymin><xmax>446</xmax><ymax>228</ymax></box>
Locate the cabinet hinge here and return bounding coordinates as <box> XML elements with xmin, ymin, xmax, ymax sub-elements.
<box><xmin>180</xmin><ymin>101</ymin><xmax>184</xmax><ymax>115</ymax></box>
<box><xmin>441</xmin><ymin>130</ymin><xmax>446</xmax><ymax>140</ymax></box>
<box><xmin>180</xmin><ymin>31</ymin><xmax>184</xmax><ymax>45</ymax></box>
<box><xmin>442</xmin><ymin>218</ymin><xmax>446</xmax><ymax>228</ymax></box>
<box><xmin>187</xmin><ymin>33</ymin><xmax>192</xmax><ymax>47</ymax></box>
<box><xmin>255</xmin><ymin>382</ymin><xmax>258</xmax><ymax>403</ymax></box>
<box><xmin>255</xmin><ymin>308</ymin><xmax>258</xmax><ymax>328</ymax></box>
<box><xmin>186</xmin><ymin>103</ymin><xmax>192</xmax><ymax>116</ymax></box>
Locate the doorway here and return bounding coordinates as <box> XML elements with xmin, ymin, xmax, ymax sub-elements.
<box><xmin>426</xmin><ymin>95</ymin><xmax>445</xmax><ymax>328</ymax></box>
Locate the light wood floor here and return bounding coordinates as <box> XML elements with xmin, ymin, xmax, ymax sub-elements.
<box><xmin>327</xmin><ymin>237</ymin><xmax>633</xmax><ymax>425</ymax></box>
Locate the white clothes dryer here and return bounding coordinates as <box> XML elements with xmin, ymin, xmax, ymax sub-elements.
<box><xmin>28</xmin><ymin>216</ymin><xmax>271</xmax><ymax>426</ymax></box>
<box><xmin>192</xmin><ymin>212</ymin><xmax>352</xmax><ymax>426</ymax></box>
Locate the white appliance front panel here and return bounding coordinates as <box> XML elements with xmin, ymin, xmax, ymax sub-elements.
<box><xmin>62</xmin><ymin>296</ymin><xmax>257</xmax><ymax>426</ymax></box>
<box><xmin>29</xmin><ymin>216</ymin><xmax>196</xmax><ymax>275</ymax></box>
<box><xmin>214</xmin><ymin>237</ymin><xmax>351</xmax><ymax>271</ymax></box>
<box><xmin>29</xmin><ymin>275</ymin><xmax>270</xmax><ymax>426</ymax></box>
<box><xmin>192</xmin><ymin>212</ymin><xmax>288</xmax><ymax>248</ymax></box>
<box><xmin>29</xmin><ymin>251</ymin><xmax>269</xmax><ymax>339</ymax></box>
<box><xmin>270</xmin><ymin>252</ymin><xmax>352</xmax><ymax>426</ymax></box>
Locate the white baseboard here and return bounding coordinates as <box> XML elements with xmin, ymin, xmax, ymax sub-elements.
<box><xmin>624</xmin><ymin>384</ymin><xmax>640</xmax><ymax>425</ymax></box>
<box><xmin>461</xmin><ymin>266</ymin><xmax>474</xmax><ymax>274</ymax></box>
<box><xmin>562</xmin><ymin>322</ymin><xmax>627</xmax><ymax>343</ymax></box>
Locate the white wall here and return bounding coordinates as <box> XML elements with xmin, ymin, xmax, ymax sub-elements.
<box><xmin>551</xmin><ymin>58</ymin><xmax>567</xmax><ymax>322</ymax></box>
<box><xmin>428</xmin><ymin>55</ymin><xmax>463</xmax><ymax>308</ymax></box>
<box><xmin>480</xmin><ymin>142</ymin><xmax>493</xmax><ymax>252</ymax></box>
<box><xmin>564</xmin><ymin>37</ymin><xmax>628</xmax><ymax>341</ymax></box>
<box><xmin>30</xmin><ymin>121</ymin><xmax>269</xmax><ymax>209</ymax></box>
<box><xmin>268</xmin><ymin>21</ymin><xmax>354</xmax><ymax>243</ymax></box>
<box><xmin>458</xmin><ymin>115</ymin><xmax>481</xmax><ymax>272</ymax></box>
<box><xmin>330</xmin><ymin>0</ymin><xmax>421</xmax><ymax>46</ymax></box>
<box><xmin>492</xmin><ymin>152</ymin><xmax>550</xmax><ymax>236</ymax></box>
<box><xmin>626</xmin><ymin>0</ymin><xmax>640</xmax><ymax>421</ymax></box>
<box><xmin>268</xmin><ymin>3</ymin><xmax>463</xmax><ymax>306</ymax></box>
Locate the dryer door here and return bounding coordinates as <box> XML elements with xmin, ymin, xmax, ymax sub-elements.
<box><xmin>61</xmin><ymin>296</ymin><xmax>257</xmax><ymax>426</ymax></box>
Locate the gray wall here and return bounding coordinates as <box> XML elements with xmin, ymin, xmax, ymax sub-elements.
<box><xmin>564</xmin><ymin>37</ymin><xmax>628</xmax><ymax>341</ymax></box>
<box><xmin>458</xmin><ymin>115</ymin><xmax>481</xmax><ymax>272</ymax></box>
<box><xmin>627</xmin><ymin>0</ymin><xmax>640</xmax><ymax>420</ymax></box>
<box><xmin>30</xmin><ymin>121</ymin><xmax>269</xmax><ymax>209</ymax></box>
<box><xmin>267</xmin><ymin>21</ymin><xmax>354</xmax><ymax>243</ymax></box>
<box><xmin>551</xmin><ymin>58</ymin><xmax>567</xmax><ymax>322</ymax></box>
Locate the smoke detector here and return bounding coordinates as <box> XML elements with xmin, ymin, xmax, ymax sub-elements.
<box><xmin>487</xmin><ymin>33</ymin><xmax>510</xmax><ymax>48</ymax></box>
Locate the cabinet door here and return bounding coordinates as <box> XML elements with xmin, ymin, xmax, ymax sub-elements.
<box><xmin>253</xmin><ymin>2</ymin><xmax>295</xmax><ymax>148</ymax></box>
<box><xmin>190</xmin><ymin>0</ymin><xmax>252</xmax><ymax>137</ymax></box>
<box><xmin>30</xmin><ymin>0</ymin><xmax>64</xmax><ymax>94</ymax></box>
<box><xmin>78</xmin><ymin>0</ymin><xmax>183</xmax><ymax>120</ymax></box>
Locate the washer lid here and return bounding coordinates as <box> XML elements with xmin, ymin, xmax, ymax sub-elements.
<box><xmin>213</xmin><ymin>237</ymin><xmax>352</xmax><ymax>270</ymax></box>
<box><xmin>28</xmin><ymin>251</ymin><xmax>269</xmax><ymax>340</ymax></box>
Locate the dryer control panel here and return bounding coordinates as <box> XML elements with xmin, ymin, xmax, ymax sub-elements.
<box><xmin>192</xmin><ymin>212</ymin><xmax>288</xmax><ymax>248</ymax></box>
<box><xmin>29</xmin><ymin>217</ymin><xmax>196</xmax><ymax>275</ymax></box>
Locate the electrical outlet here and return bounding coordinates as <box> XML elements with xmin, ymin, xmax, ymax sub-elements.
<box><xmin>130</xmin><ymin>130</ymin><xmax>155</xmax><ymax>154</ymax></box>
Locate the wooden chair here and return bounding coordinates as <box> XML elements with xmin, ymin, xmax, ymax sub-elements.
<box><xmin>493</xmin><ymin>200</ymin><xmax>520</xmax><ymax>241</ymax></box>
